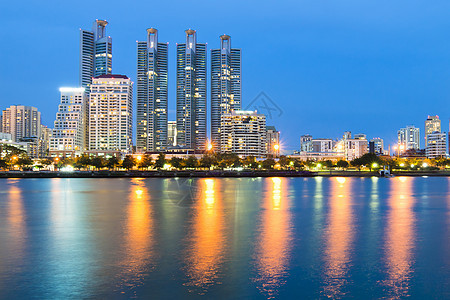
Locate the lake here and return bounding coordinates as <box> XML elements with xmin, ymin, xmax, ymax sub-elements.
<box><xmin>0</xmin><ymin>177</ymin><xmax>449</xmax><ymax>299</ymax></box>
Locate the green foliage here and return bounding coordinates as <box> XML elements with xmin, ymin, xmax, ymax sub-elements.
<box><xmin>122</xmin><ymin>155</ymin><xmax>136</xmax><ymax>170</ymax></box>
<box><xmin>0</xmin><ymin>159</ymin><xmax>8</xmax><ymax>169</ymax></box>
<box><xmin>107</xmin><ymin>156</ymin><xmax>120</xmax><ymax>170</ymax></box>
<box><xmin>336</xmin><ymin>160</ymin><xmax>349</xmax><ymax>169</ymax></box>
<box><xmin>91</xmin><ymin>157</ymin><xmax>105</xmax><ymax>170</ymax></box>
<box><xmin>170</xmin><ymin>157</ymin><xmax>183</xmax><ymax>169</ymax></box>
<box><xmin>185</xmin><ymin>156</ymin><xmax>198</xmax><ymax>168</ymax></box>
<box><xmin>200</xmin><ymin>154</ymin><xmax>216</xmax><ymax>168</ymax></box>
<box><xmin>261</xmin><ymin>158</ymin><xmax>276</xmax><ymax>170</ymax></box>
<box><xmin>154</xmin><ymin>153</ymin><xmax>166</xmax><ymax>169</ymax></box>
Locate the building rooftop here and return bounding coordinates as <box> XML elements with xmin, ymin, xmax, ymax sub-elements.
<box><xmin>94</xmin><ymin>74</ymin><xmax>129</xmax><ymax>79</ymax></box>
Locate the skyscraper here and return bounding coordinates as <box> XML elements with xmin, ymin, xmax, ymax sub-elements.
<box><xmin>425</xmin><ymin>115</ymin><xmax>441</xmax><ymax>144</ymax></box>
<box><xmin>211</xmin><ymin>35</ymin><xmax>242</xmax><ymax>151</ymax></box>
<box><xmin>136</xmin><ymin>28</ymin><xmax>168</xmax><ymax>153</ymax></box>
<box><xmin>1</xmin><ymin>105</ymin><xmax>41</xmax><ymax>142</ymax></box>
<box><xmin>398</xmin><ymin>125</ymin><xmax>420</xmax><ymax>151</ymax></box>
<box><xmin>89</xmin><ymin>75</ymin><xmax>133</xmax><ymax>154</ymax></box>
<box><xmin>80</xmin><ymin>20</ymin><xmax>112</xmax><ymax>89</ymax></box>
<box><xmin>176</xmin><ymin>29</ymin><xmax>207</xmax><ymax>151</ymax></box>
<box><xmin>49</xmin><ymin>88</ymin><xmax>88</xmax><ymax>155</ymax></box>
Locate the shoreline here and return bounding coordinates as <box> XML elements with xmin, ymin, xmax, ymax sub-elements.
<box><xmin>1</xmin><ymin>170</ymin><xmax>450</xmax><ymax>178</ymax></box>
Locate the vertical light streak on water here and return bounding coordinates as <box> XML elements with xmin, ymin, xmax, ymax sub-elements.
<box><xmin>48</xmin><ymin>178</ymin><xmax>94</xmax><ymax>298</ymax></box>
<box><xmin>253</xmin><ymin>177</ymin><xmax>293</xmax><ymax>299</ymax></box>
<box><xmin>116</xmin><ymin>178</ymin><xmax>154</xmax><ymax>295</ymax></box>
<box><xmin>382</xmin><ymin>176</ymin><xmax>415</xmax><ymax>298</ymax></box>
<box><xmin>0</xmin><ymin>179</ymin><xmax>27</xmax><ymax>292</ymax></box>
<box><xmin>321</xmin><ymin>177</ymin><xmax>354</xmax><ymax>298</ymax></box>
<box><xmin>370</xmin><ymin>177</ymin><xmax>380</xmax><ymax>211</ymax></box>
<box><xmin>184</xmin><ymin>178</ymin><xmax>226</xmax><ymax>294</ymax></box>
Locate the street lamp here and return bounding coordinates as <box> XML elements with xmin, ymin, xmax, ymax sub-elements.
<box><xmin>274</xmin><ymin>144</ymin><xmax>280</xmax><ymax>157</ymax></box>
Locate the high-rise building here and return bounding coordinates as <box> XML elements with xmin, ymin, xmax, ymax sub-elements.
<box><xmin>49</xmin><ymin>88</ymin><xmax>88</xmax><ymax>155</ymax></box>
<box><xmin>266</xmin><ymin>126</ymin><xmax>280</xmax><ymax>156</ymax></box>
<box><xmin>300</xmin><ymin>135</ymin><xmax>313</xmax><ymax>152</ymax></box>
<box><xmin>176</xmin><ymin>29</ymin><xmax>207</xmax><ymax>151</ymax></box>
<box><xmin>1</xmin><ymin>105</ymin><xmax>41</xmax><ymax>142</ymax></box>
<box><xmin>89</xmin><ymin>75</ymin><xmax>133</xmax><ymax>155</ymax></box>
<box><xmin>80</xmin><ymin>20</ymin><xmax>112</xmax><ymax>89</ymax></box>
<box><xmin>398</xmin><ymin>125</ymin><xmax>420</xmax><ymax>151</ymax></box>
<box><xmin>220</xmin><ymin>111</ymin><xmax>266</xmax><ymax>158</ymax></box>
<box><xmin>370</xmin><ymin>137</ymin><xmax>384</xmax><ymax>155</ymax></box>
<box><xmin>168</xmin><ymin>121</ymin><xmax>177</xmax><ymax>147</ymax></box>
<box><xmin>425</xmin><ymin>115</ymin><xmax>441</xmax><ymax>144</ymax></box>
<box><xmin>426</xmin><ymin>131</ymin><xmax>447</xmax><ymax>159</ymax></box>
<box><xmin>136</xmin><ymin>28</ymin><xmax>168</xmax><ymax>153</ymax></box>
<box><xmin>211</xmin><ymin>34</ymin><xmax>242</xmax><ymax>151</ymax></box>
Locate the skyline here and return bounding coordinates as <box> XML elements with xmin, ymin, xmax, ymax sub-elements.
<box><xmin>2</xmin><ymin>0</ymin><xmax>450</xmax><ymax>152</ymax></box>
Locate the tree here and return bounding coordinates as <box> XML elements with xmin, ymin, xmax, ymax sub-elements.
<box><xmin>278</xmin><ymin>156</ymin><xmax>292</xmax><ymax>169</ymax></box>
<box><xmin>122</xmin><ymin>155</ymin><xmax>136</xmax><ymax>170</ymax></box>
<box><xmin>76</xmin><ymin>155</ymin><xmax>91</xmax><ymax>170</ymax></box>
<box><xmin>350</xmin><ymin>158</ymin><xmax>364</xmax><ymax>171</ymax></box>
<box><xmin>336</xmin><ymin>160</ymin><xmax>349</xmax><ymax>170</ymax></box>
<box><xmin>185</xmin><ymin>156</ymin><xmax>198</xmax><ymax>169</ymax></box>
<box><xmin>261</xmin><ymin>158</ymin><xmax>276</xmax><ymax>170</ymax></box>
<box><xmin>358</xmin><ymin>153</ymin><xmax>382</xmax><ymax>171</ymax></box>
<box><xmin>91</xmin><ymin>157</ymin><xmax>105</xmax><ymax>170</ymax></box>
<box><xmin>170</xmin><ymin>157</ymin><xmax>183</xmax><ymax>170</ymax></box>
<box><xmin>138</xmin><ymin>154</ymin><xmax>153</xmax><ymax>170</ymax></box>
<box><xmin>292</xmin><ymin>159</ymin><xmax>305</xmax><ymax>170</ymax></box>
<box><xmin>243</xmin><ymin>156</ymin><xmax>259</xmax><ymax>169</ymax></box>
<box><xmin>107</xmin><ymin>156</ymin><xmax>120</xmax><ymax>170</ymax></box>
<box><xmin>322</xmin><ymin>160</ymin><xmax>333</xmax><ymax>169</ymax></box>
<box><xmin>154</xmin><ymin>153</ymin><xmax>166</xmax><ymax>169</ymax></box>
<box><xmin>200</xmin><ymin>154</ymin><xmax>216</xmax><ymax>169</ymax></box>
<box><xmin>17</xmin><ymin>156</ymin><xmax>34</xmax><ymax>170</ymax></box>
<box><xmin>0</xmin><ymin>159</ymin><xmax>8</xmax><ymax>170</ymax></box>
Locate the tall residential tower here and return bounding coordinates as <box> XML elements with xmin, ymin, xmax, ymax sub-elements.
<box><xmin>211</xmin><ymin>34</ymin><xmax>242</xmax><ymax>151</ymax></box>
<box><xmin>136</xmin><ymin>28</ymin><xmax>168</xmax><ymax>152</ymax></box>
<box><xmin>176</xmin><ymin>29</ymin><xmax>207</xmax><ymax>150</ymax></box>
<box><xmin>80</xmin><ymin>20</ymin><xmax>112</xmax><ymax>89</ymax></box>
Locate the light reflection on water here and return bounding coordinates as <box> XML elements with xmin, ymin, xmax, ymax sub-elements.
<box><xmin>0</xmin><ymin>177</ymin><xmax>449</xmax><ymax>299</ymax></box>
<box><xmin>116</xmin><ymin>178</ymin><xmax>154</xmax><ymax>294</ymax></box>
<box><xmin>253</xmin><ymin>177</ymin><xmax>293</xmax><ymax>299</ymax></box>
<box><xmin>383</xmin><ymin>177</ymin><xmax>415</xmax><ymax>298</ymax></box>
<box><xmin>321</xmin><ymin>177</ymin><xmax>354</xmax><ymax>298</ymax></box>
<box><xmin>183</xmin><ymin>178</ymin><xmax>227</xmax><ymax>294</ymax></box>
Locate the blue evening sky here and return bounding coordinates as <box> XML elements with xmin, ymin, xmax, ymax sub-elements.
<box><xmin>1</xmin><ymin>0</ymin><xmax>450</xmax><ymax>152</ymax></box>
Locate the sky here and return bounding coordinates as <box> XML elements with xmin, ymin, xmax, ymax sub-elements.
<box><xmin>1</xmin><ymin>0</ymin><xmax>450</xmax><ymax>152</ymax></box>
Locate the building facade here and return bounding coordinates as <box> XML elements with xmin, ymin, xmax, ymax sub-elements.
<box><xmin>370</xmin><ymin>137</ymin><xmax>384</xmax><ymax>155</ymax></box>
<box><xmin>50</xmin><ymin>88</ymin><xmax>88</xmax><ymax>155</ymax></box>
<box><xmin>80</xmin><ymin>20</ymin><xmax>112</xmax><ymax>89</ymax></box>
<box><xmin>220</xmin><ymin>111</ymin><xmax>266</xmax><ymax>158</ymax></box>
<box><xmin>1</xmin><ymin>105</ymin><xmax>41</xmax><ymax>142</ymax></box>
<box><xmin>211</xmin><ymin>35</ymin><xmax>242</xmax><ymax>151</ymax></box>
<box><xmin>136</xmin><ymin>28</ymin><xmax>168</xmax><ymax>153</ymax></box>
<box><xmin>266</xmin><ymin>126</ymin><xmax>280</xmax><ymax>156</ymax></box>
<box><xmin>89</xmin><ymin>75</ymin><xmax>133</xmax><ymax>155</ymax></box>
<box><xmin>176</xmin><ymin>29</ymin><xmax>207</xmax><ymax>151</ymax></box>
<box><xmin>425</xmin><ymin>115</ymin><xmax>441</xmax><ymax>144</ymax></box>
<box><xmin>426</xmin><ymin>131</ymin><xmax>447</xmax><ymax>159</ymax></box>
<box><xmin>168</xmin><ymin>121</ymin><xmax>177</xmax><ymax>147</ymax></box>
<box><xmin>300</xmin><ymin>135</ymin><xmax>313</xmax><ymax>152</ymax></box>
<box><xmin>398</xmin><ymin>125</ymin><xmax>420</xmax><ymax>151</ymax></box>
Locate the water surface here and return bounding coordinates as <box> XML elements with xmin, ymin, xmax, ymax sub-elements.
<box><xmin>0</xmin><ymin>177</ymin><xmax>449</xmax><ymax>299</ymax></box>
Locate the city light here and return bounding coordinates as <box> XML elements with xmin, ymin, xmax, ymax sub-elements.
<box><xmin>274</xmin><ymin>144</ymin><xmax>279</xmax><ymax>151</ymax></box>
<box><xmin>372</xmin><ymin>163</ymin><xmax>378</xmax><ymax>168</ymax></box>
<box><xmin>422</xmin><ymin>163</ymin><xmax>428</xmax><ymax>168</ymax></box>
<box><xmin>137</xmin><ymin>155</ymin><xmax>142</xmax><ymax>161</ymax></box>
<box><xmin>207</xmin><ymin>143</ymin><xmax>213</xmax><ymax>151</ymax></box>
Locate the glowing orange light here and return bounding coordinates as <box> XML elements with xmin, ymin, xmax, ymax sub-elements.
<box><xmin>274</xmin><ymin>144</ymin><xmax>280</xmax><ymax>151</ymax></box>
